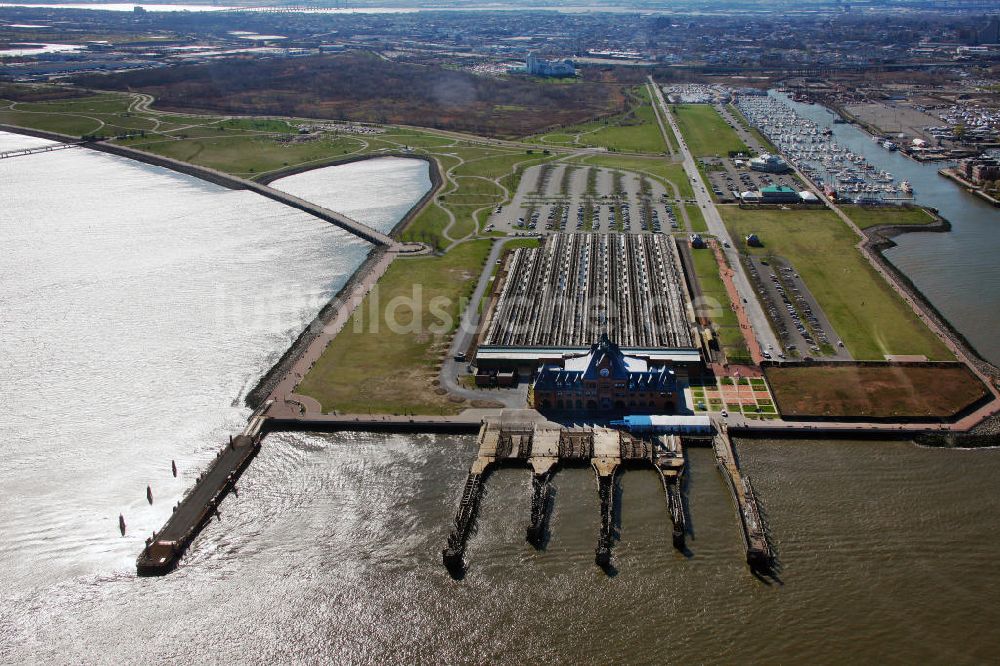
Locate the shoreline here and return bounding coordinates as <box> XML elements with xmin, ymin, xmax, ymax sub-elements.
<box><xmin>862</xmin><ymin>211</ymin><xmax>1000</xmax><ymax>384</ymax></box>
<box><xmin>245</xmin><ymin>152</ymin><xmax>445</xmax><ymax>409</ymax></box>
<box><xmin>255</xmin><ymin>150</ymin><xmax>445</xmax><ymax>237</ymax></box>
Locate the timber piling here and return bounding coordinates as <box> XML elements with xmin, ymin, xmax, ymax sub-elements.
<box><xmin>654</xmin><ymin>435</ymin><xmax>688</xmax><ymax>550</ymax></box>
<box><xmin>713</xmin><ymin>425</ymin><xmax>774</xmax><ymax>572</ymax></box>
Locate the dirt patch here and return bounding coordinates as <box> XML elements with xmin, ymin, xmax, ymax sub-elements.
<box><xmin>765</xmin><ymin>363</ymin><xmax>989</xmax><ymax>420</ymax></box>
<box><xmin>471</xmin><ymin>399</ymin><xmax>505</xmax><ymax>409</ymax></box>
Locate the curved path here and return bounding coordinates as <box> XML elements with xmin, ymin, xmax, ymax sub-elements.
<box><xmin>437</xmin><ymin>237</ymin><xmax>527</xmax><ymax>409</ymax></box>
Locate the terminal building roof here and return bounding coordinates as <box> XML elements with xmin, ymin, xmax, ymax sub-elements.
<box><xmin>482</xmin><ymin>232</ymin><xmax>697</xmax><ymax>352</ymax></box>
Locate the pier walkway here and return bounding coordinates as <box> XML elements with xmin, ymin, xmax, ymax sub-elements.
<box><xmin>0</xmin><ymin>123</ymin><xmax>400</xmax><ymax>248</ymax></box>
<box><xmin>442</xmin><ymin>416</ymin><xmax>689</xmax><ymax>574</ymax></box>
<box><xmin>136</xmin><ymin>401</ymin><xmax>271</xmax><ymax>576</ymax></box>
<box><xmin>713</xmin><ymin>424</ymin><xmax>773</xmax><ymax>572</ymax></box>
<box><xmin>0</xmin><ymin>142</ymin><xmax>80</xmax><ymax>160</ymax></box>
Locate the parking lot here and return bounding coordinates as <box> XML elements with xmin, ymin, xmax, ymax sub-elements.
<box><xmin>701</xmin><ymin>156</ymin><xmax>804</xmax><ymax>203</ymax></box>
<box><xmin>487</xmin><ymin>163</ymin><xmax>683</xmax><ymax>234</ymax></box>
<box><xmin>745</xmin><ymin>255</ymin><xmax>851</xmax><ymax>360</ymax></box>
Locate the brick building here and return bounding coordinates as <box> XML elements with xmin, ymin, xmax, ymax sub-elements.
<box><xmin>529</xmin><ymin>335</ymin><xmax>679</xmax><ymax>413</ymax></box>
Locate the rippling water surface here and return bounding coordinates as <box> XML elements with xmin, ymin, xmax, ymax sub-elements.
<box><xmin>0</xmin><ymin>130</ymin><xmax>371</xmax><ymax>587</ymax></box>
<box><xmin>270</xmin><ymin>157</ymin><xmax>431</xmax><ymax>234</ymax></box>
<box><xmin>2</xmin><ymin>431</ymin><xmax>998</xmax><ymax>663</ymax></box>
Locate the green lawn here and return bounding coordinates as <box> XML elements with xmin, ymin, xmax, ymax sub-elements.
<box><xmin>401</xmin><ymin>204</ymin><xmax>451</xmax><ymax>251</ymax></box>
<box><xmin>719</xmin><ymin>207</ymin><xmax>950</xmax><ymax>360</ymax></box>
<box><xmin>841</xmin><ymin>205</ymin><xmax>936</xmax><ymax>229</ymax></box>
<box><xmin>688</xmin><ymin>245</ymin><xmax>748</xmax><ymax>362</ymax></box>
<box><xmin>298</xmin><ymin>240</ymin><xmax>494</xmax><ymax>414</ymax></box>
<box><xmin>672</xmin><ymin>104</ymin><xmax>749</xmax><ymax>157</ymax></box>
<box><xmin>525</xmin><ymin>86</ymin><xmax>666</xmax><ymax>154</ymax></box>
<box><xmin>686</xmin><ymin>203</ymin><xmax>708</xmax><ymax>232</ymax></box>
<box><xmin>0</xmin><ymin>109</ymin><xmax>105</xmax><ymax>136</ymax></box>
<box><xmin>124</xmin><ymin>134</ymin><xmax>368</xmax><ymax>176</ymax></box>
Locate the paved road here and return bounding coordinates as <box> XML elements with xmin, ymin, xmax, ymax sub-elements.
<box><xmin>648</xmin><ymin>78</ymin><xmax>780</xmax><ymax>356</ymax></box>
<box><xmin>439</xmin><ymin>238</ymin><xmax>528</xmax><ymax>409</ymax></box>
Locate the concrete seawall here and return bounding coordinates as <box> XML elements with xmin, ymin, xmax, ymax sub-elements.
<box><xmin>264</xmin><ymin>414</ymin><xmax>486</xmax><ymax>435</ymax></box>
<box><xmin>0</xmin><ymin>123</ymin><xmax>393</xmax><ymax>247</ymax></box>
<box><xmin>256</xmin><ymin>151</ymin><xmax>446</xmax><ymax>240</ymax></box>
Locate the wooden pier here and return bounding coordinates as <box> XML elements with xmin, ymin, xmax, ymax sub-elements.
<box><xmin>654</xmin><ymin>434</ymin><xmax>688</xmax><ymax>550</ymax></box>
<box><xmin>135</xmin><ymin>402</ymin><xmax>271</xmax><ymax>576</ymax></box>
<box><xmin>713</xmin><ymin>425</ymin><xmax>774</xmax><ymax>572</ymax></box>
<box><xmin>442</xmin><ymin>419</ymin><xmax>690</xmax><ymax>574</ymax></box>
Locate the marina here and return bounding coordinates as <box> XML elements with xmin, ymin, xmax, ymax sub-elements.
<box><xmin>735</xmin><ymin>92</ymin><xmax>915</xmax><ymax>205</ymax></box>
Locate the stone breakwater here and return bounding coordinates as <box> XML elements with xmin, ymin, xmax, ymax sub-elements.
<box><xmin>244</xmin><ymin>245</ymin><xmax>387</xmax><ymax>410</ymax></box>
<box><xmin>862</xmin><ymin>212</ymin><xmax>1000</xmax><ymax>387</ymax></box>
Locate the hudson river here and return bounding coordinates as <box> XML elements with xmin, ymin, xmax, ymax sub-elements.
<box><xmin>1</xmin><ymin>132</ymin><xmax>999</xmax><ymax>663</ymax></box>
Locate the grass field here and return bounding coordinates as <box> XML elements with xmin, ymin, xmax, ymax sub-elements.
<box><xmin>841</xmin><ymin>205</ymin><xmax>936</xmax><ymax>229</ymax></box>
<box><xmin>765</xmin><ymin>364</ymin><xmax>987</xmax><ymax>419</ymax></box>
<box><xmin>687</xmin><ymin>245</ymin><xmax>749</xmax><ymax>363</ymax></box>
<box><xmin>685</xmin><ymin>203</ymin><xmax>708</xmax><ymax>232</ymax></box>
<box><xmin>672</xmin><ymin>104</ymin><xmax>748</xmax><ymax>157</ymax></box>
<box><xmin>719</xmin><ymin>207</ymin><xmax>950</xmax><ymax>360</ymax></box>
<box><xmin>297</xmin><ymin>241</ymin><xmax>494</xmax><ymax>414</ymax></box>
<box><xmin>526</xmin><ymin>86</ymin><xmax>666</xmax><ymax>154</ymax></box>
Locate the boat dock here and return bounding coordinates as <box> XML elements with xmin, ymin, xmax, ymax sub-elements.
<box><xmin>442</xmin><ymin>418</ymin><xmax>689</xmax><ymax>574</ymax></box>
<box><xmin>713</xmin><ymin>424</ymin><xmax>774</xmax><ymax>573</ymax></box>
<box><xmin>135</xmin><ymin>402</ymin><xmax>271</xmax><ymax>576</ymax></box>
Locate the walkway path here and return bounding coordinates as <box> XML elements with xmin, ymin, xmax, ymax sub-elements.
<box><xmin>437</xmin><ymin>237</ymin><xmax>529</xmax><ymax>409</ymax></box>
<box><xmin>711</xmin><ymin>240</ymin><xmax>764</xmax><ymax>364</ymax></box>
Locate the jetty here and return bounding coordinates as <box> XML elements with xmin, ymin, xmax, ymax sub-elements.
<box><xmin>713</xmin><ymin>424</ymin><xmax>774</xmax><ymax>573</ymax></box>
<box><xmin>136</xmin><ymin>401</ymin><xmax>271</xmax><ymax>576</ymax></box>
<box><xmin>442</xmin><ymin>417</ymin><xmax>690</xmax><ymax>574</ymax></box>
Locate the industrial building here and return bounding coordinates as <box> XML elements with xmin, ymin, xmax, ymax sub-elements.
<box><xmin>477</xmin><ymin>233</ymin><xmax>702</xmax><ymax>373</ymax></box>
<box><xmin>525</xmin><ymin>52</ymin><xmax>576</xmax><ymax>77</ymax></box>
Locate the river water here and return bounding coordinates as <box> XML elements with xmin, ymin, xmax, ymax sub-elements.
<box><xmin>0</xmin><ymin>132</ymin><xmax>379</xmax><ymax>591</ymax></box>
<box><xmin>779</xmin><ymin>93</ymin><xmax>1000</xmax><ymax>366</ymax></box>
<box><xmin>270</xmin><ymin>156</ymin><xmax>431</xmax><ymax>235</ymax></box>
<box><xmin>2</xmin><ymin>431</ymin><xmax>999</xmax><ymax>663</ymax></box>
<box><xmin>3</xmin><ymin>132</ymin><xmax>1000</xmax><ymax>663</ymax></box>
